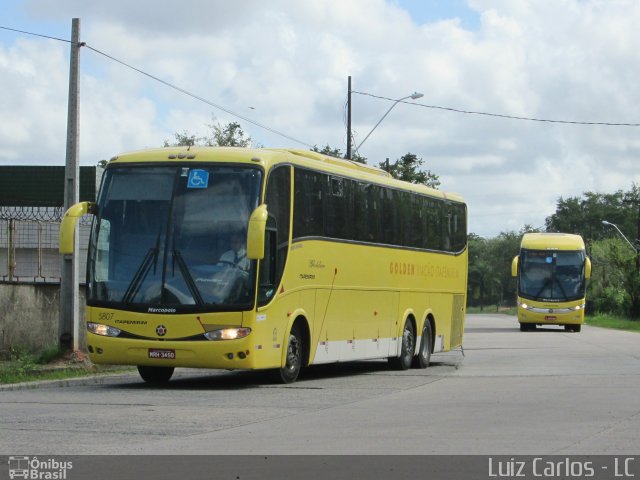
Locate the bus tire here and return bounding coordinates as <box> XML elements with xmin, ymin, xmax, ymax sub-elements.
<box><xmin>137</xmin><ymin>366</ymin><xmax>174</xmax><ymax>384</ymax></box>
<box><xmin>565</xmin><ymin>324</ymin><xmax>581</xmax><ymax>332</ymax></box>
<box><xmin>389</xmin><ymin>319</ymin><xmax>415</xmax><ymax>370</ymax></box>
<box><xmin>412</xmin><ymin>321</ymin><xmax>432</xmax><ymax>369</ymax></box>
<box><xmin>274</xmin><ymin>324</ymin><xmax>304</xmax><ymax>384</ymax></box>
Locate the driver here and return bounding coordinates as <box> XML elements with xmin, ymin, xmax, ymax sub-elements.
<box><xmin>218</xmin><ymin>231</ymin><xmax>250</xmax><ymax>272</ymax></box>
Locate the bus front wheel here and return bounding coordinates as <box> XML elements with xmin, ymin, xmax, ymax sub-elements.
<box><xmin>137</xmin><ymin>366</ymin><xmax>174</xmax><ymax>384</ymax></box>
<box><xmin>389</xmin><ymin>319</ymin><xmax>415</xmax><ymax>370</ymax></box>
<box><xmin>274</xmin><ymin>324</ymin><xmax>304</xmax><ymax>384</ymax></box>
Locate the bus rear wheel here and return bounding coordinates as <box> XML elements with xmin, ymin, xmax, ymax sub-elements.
<box><xmin>137</xmin><ymin>366</ymin><xmax>174</xmax><ymax>384</ymax></box>
<box><xmin>389</xmin><ymin>319</ymin><xmax>415</xmax><ymax>370</ymax></box>
<box><xmin>273</xmin><ymin>324</ymin><xmax>304</xmax><ymax>384</ymax></box>
<box><xmin>412</xmin><ymin>321</ymin><xmax>432</xmax><ymax>369</ymax></box>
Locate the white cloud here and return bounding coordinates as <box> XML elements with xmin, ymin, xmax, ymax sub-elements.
<box><xmin>2</xmin><ymin>0</ymin><xmax>639</xmax><ymax>237</ymax></box>
<box><xmin>0</xmin><ymin>38</ymin><xmax>68</xmax><ymax>162</ymax></box>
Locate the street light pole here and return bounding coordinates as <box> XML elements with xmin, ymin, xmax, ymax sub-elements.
<box><xmin>602</xmin><ymin>220</ymin><xmax>638</xmax><ymax>252</ymax></box>
<box><xmin>346</xmin><ymin>76</ymin><xmax>352</xmax><ymax>160</ymax></box>
<box><xmin>353</xmin><ymin>91</ymin><xmax>423</xmax><ymax>155</ymax></box>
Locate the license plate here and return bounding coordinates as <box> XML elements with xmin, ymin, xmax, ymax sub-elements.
<box><xmin>148</xmin><ymin>349</ymin><xmax>176</xmax><ymax>360</ymax></box>
<box><xmin>544</xmin><ymin>316</ymin><xmax>557</xmax><ymax>321</ymax></box>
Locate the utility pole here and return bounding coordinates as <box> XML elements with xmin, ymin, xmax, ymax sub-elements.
<box><xmin>346</xmin><ymin>76</ymin><xmax>352</xmax><ymax>160</ymax></box>
<box><xmin>59</xmin><ymin>18</ymin><xmax>81</xmax><ymax>352</ymax></box>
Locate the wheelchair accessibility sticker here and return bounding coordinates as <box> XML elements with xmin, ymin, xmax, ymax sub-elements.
<box><xmin>187</xmin><ymin>169</ymin><xmax>209</xmax><ymax>189</ymax></box>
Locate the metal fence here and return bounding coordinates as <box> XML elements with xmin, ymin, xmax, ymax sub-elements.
<box><xmin>0</xmin><ymin>218</ymin><xmax>91</xmax><ymax>283</ymax></box>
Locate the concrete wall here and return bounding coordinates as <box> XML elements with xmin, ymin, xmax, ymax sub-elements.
<box><xmin>0</xmin><ymin>283</ymin><xmax>86</xmax><ymax>354</ymax></box>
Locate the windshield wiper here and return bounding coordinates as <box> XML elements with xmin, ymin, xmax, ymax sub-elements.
<box><xmin>172</xmin><ymin>249</ymin><xmax>204</xmax><ymax>305</ymax></box>
<box><xmin>533</xmin><ymin>277</ymin><xmax>552</xmax><ymax>299</ymax></box>
<box><xmin>121</xmin><ymin>228</ymin><xmax>162</xmax><ymax>303</ymax></box>
<box><xmin>121</xmin><ymin>247</ymin><xmax>158</xmax><ymax>303</ymax></box>
<box><xmin>552</xmin><ymin>277</ymin><xmax>569</xmax><ymax>300</ymax></box>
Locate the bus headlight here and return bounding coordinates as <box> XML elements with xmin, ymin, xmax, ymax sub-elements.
<box><xmin>204</xmin><ymin>328</ymin><xmax>251</xmax><ymax>341</ymax></box>
<box><xmin>571</xmin><ymin>304</ymin><xmax>585</xmax><ymax>311</ymax></box>
<box><xmin>520</xmin><ymin>302</ymin><xmax>529</xmax><ymax>310</ymax></box>
<box><xmin>87</xmin><ymin>322</ymin><xmax>122</xmax><ymax>337</ymax></box>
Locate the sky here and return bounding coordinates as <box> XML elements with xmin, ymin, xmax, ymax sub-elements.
<box><xmin>1</xmin><ymin>0</ymin><xmax>639</xmax><ymax>237</ymax></box>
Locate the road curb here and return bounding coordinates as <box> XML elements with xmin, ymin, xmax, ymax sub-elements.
<box><xmin>0</xmin><ymin>371</ymin><xmax>134</xmax><ymax>391</ymax></box>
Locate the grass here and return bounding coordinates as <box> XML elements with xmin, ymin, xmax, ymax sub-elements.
<box><xmin>0</xmin><ymin>345</ymin><xmax>130</xmax><ymax>385</ymax></box>
<box><xmin>585</xmin><ymin>313</ymin><xmax>640</xmax><ymax>332</ymax></box>
<box><xmin>0</xmin><ymin>365</ymin><xmax>99</xmax><ymax>385</ymax></box>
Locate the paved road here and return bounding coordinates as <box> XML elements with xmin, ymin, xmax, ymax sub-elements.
<box><xmin>1</xmin><ymin>314</ymin><xmax>638</xmax><ymax>455</ymax></box>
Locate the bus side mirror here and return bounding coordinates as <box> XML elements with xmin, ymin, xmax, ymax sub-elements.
<box><xmin>59</xmin><ymin>202</ymin><xmax>95</xmax><ymax>254</ymax></box>
<box><xmin>246</xmin><ymin>204</ymin><xmax>268</xmax><ymax>260</ymax></box>
<box><xmin>511</xmin><ymin>256</ymin><xmax>519</xmax><ymax>277</ymax></box>
<box><xmin>585</xmin><ymin>257</ymin><xmax>592</xmax><ymax>279</ymax></box>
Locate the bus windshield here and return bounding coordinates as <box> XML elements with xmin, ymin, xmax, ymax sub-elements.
<box><xmin>87</xmin><ymin>165</ymin><xmax>263</xmax><ymax>311</ymax></box>
<box><xmin>519</xmin><ymin>250</ymin><xmax>586</xmax><ymax>302</ymax></box>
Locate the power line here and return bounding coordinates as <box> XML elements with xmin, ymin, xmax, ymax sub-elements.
<box><xmin>83</xmin><ymin>45</ymin><xmax>315</xmax><ymax>148</ymax></box>
<box><xmin>5</xmin><ymin>24</ymin><xmax>640</xmax><ymax>132</ymax></box>
<box><xmin>0</xmin><ymin>24</ymin><xmax>315</xmax><ymax>148</ymax></box>
<box><xmin>353</xmin><ymin>91</ymin><xmax>640</xmax><ymax>127</ymax></box>
<box><xmin>0</xmin><ymin>25</ymin><xmax>72</xmax><ymax>44</ymax></box>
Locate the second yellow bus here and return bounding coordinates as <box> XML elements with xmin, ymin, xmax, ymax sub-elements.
<box><xmin>512</xmin><ymin>233</ymin><xmax>591</xmax><ymax>332</ymax></box>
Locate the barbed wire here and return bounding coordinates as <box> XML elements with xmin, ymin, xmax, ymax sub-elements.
<box><xmin>0</xmin><ymin>206</ymin><xmax>65</xmax><ymax>222</ymax></box>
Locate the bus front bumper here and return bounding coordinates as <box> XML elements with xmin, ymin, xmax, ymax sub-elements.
<box><xmin>517</xmin><ymin>304</ymin><xmax>585</xmax><ymax>325</ymax></box>
<box><xmin>86</xmin><ymin>333</ymin><xmax>264</xmax><ymax>370</ymax></box>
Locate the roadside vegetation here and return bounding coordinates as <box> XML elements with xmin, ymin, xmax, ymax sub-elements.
<box><xmin>0</xmin><ymin>345</ymin><xmax>128</xmax><ymax>385</ymax></box>
<box><xmin>585</xmin><ymin>313</ymin><xmax>640</xmax><ymax>332</ymax></box>
<box><xmin>467</xmin><ymin>307</ymin><xmax>640</xmax><ymax>333</ymax></box>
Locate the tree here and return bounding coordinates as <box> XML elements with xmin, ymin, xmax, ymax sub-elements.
<box><xmin>164</xmin><ymin>118</ymin><xmax>252</xmax><ymax>148</ymax></box>
<box><xmin>589</xmin><ymin>238</ymin><xmax>629</xmax><ymax>316</ymax></box>
<box><xmin>467</xmin><ymin>235</ymin><xmax>496</xmax><ymax>310</ymax></box>
<box><xmin>311</xmin><ymin>145</ymin><xmax>367</xmax><ymax>164</ymax></box>
<box><xmin>466</xmin><ymin>226</ymin><xmax>538</xmax><ymax>310</ymax></box>
<box><xmin>545</xmin><ymin>185</ymin><xmax>640</xmax><ymax>246</ymax></box>
<box><xmin>163</xmin><ymin>130</ymin><xmax>202</xmax><ymax>147</ymax></box>
<box><xmin>590</xmin><ymin>237</ymin><xmax>640</xmax><ymax>319</ymax></box>
<box><xmin>211</xmin><ymin>121</ymin><xmax>252</xmax><ymax>147</ymax></box>
<box><xmin>379</xmin><ymin>153</ymin><xmax>440</xmax><ymax>188</ymax></box>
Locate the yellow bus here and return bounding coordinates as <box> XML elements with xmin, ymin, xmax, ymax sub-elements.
<box><xmin>60</xmin><ymin>147</ymin><xmax>468</xmax><ymax>383</ymax></box>
<box><xmin>511</xmin><ymin>233</ymin><xmax>591</xmax><ymax>332</ymax></box>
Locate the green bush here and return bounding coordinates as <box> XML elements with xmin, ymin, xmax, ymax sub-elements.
<box><xmin>591</xmin><ymin>285</ymin><xmax>627</xmax><ymax>316</ymax></box>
